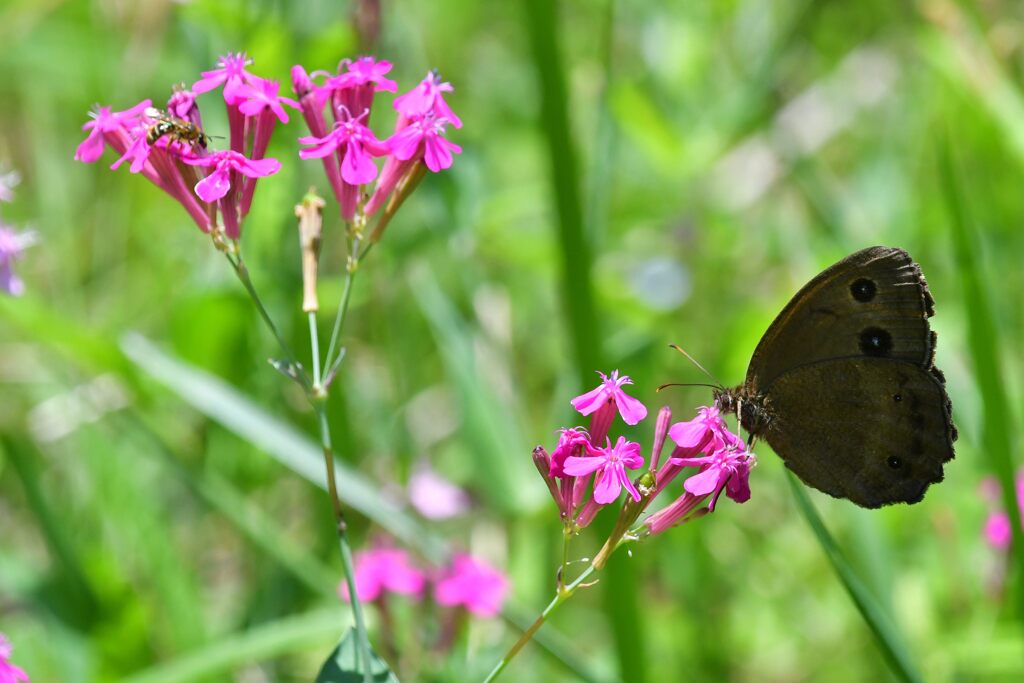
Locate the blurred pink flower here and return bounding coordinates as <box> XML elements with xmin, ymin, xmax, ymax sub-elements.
<box><xmin>563</xmin><ymin>436</ymin><xmax>644</xmax><ymax>504</ymax></box>
<box><xmin>0</xmin><ymin>226</ymin><xmax>36</xmax><ymax>297</ymax></box>
<box><xmin>408</xmin><ymin>464</ymin><xmax>470</xmax><ymax>520</ymax></box>
<box><xmin>0</xmin><ymin>633</ymin><xmax>29</xmax><ymax>683</ymax></box>
<box><xmin>394</xmin><ymin>71</ymin><xmax>462</xmax><ymax>128</ymax></box>
<box><xmin>434</xmin><ymin>554</ymin><xmax>509</xmax><ymax>617</ymax></box>
<box><xmin>339</xmin><ymin>547</ymin><xmax>426</xmax><ymax>602</ymax></box>
<box><xmin>0</xmin><ymin>170</ymin><xmax>20</xmax><ymax>203</ymax></box>
<box><xmin>571</xmin><ymin>370</ymin><xmax>647</xmax><ymax>426</ymax></box>
<box><xmin>981</xmin><ymin>471</ymin><xmax>1024</xmax><ymax>551</ymax></box>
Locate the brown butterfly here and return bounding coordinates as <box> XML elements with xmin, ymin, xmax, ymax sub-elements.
<box><xmin>713</xmin><ymin>246</ymin><xmax>956</xmax><ymax>508</ymax></box>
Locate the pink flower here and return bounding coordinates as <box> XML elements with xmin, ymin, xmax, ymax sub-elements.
<box><xmin>0</xmin><ymin>633</ymin><xmax>29</xmax><ymax>683</ymax></box>
<box><xmin>299</xmin><ymin>112</ymin><xmax>387</xmax><ymax>185</ymax></box>
<box><xmin>549</xmin><ymin>427</ymin><xmax>593</xmax><ymax>478</ymax></box>
<box><xmin>339</xmin><ymin>547</ymin><xmax>426</xmax><ymax>602</ymax></box>
<box><xmin>564</xmin><ymin>436</ymin><xmax>645</xmax><ymax>504</ymax></box>
<box><xmin>167</xmin><ymin>88</ymin><xmax>200</xmax><ymax>123</ymax></box>
<box><xmin>192</xmin><ymin>52</ymin><xmax>261</xmax><ymax>104</ymax></box>
<box><xmin>671</xmin><ymin>445</ymin><xmax>754</xmax><ymax>511</ymax></box>
<box><xmin>394</xmin><ymin>71</ymin><xmax>462</xmax><ymax>128</ymax></box>
<box><xmin>183</xmin><ymin>150</ymin><xmax>281</xmax><ymax>203</ymax></box>
<box><xmin>386</xmin><ymin>114</ymin><xmax>462</xmax><ymax>172</ymax></box>
<box><xmin>668</xmin><ymin>406</ymin><xmax>732</xmax><ymax>452</ymax></box>
<box><xmin>0</xmin><ymin>226</ymin><xmax>37</xmax><ymax>297</ymax></box>
<box><xmin>74</xmin><ymin>100</ymin><xmax>152</xmax><ymax>163</ymax></box>
<box><xmin>985</xmin><ymin>512</ymin><xmax>1012</xmax><ymax>550</ymax></box>
<box><xmin>571</xmin><ymin>370</ymin><xmax>648</xmax><ymax>426</ymax></box>
<box><xmin>328</xmin><ymin>56</ymin><xmax>398</xmax><ymax>93</ymax></box>
<box><xmin>980</xmin><ymin>471</ymin><xmax>1024</xmax><ymax>551</ymax></box>
<box><xmin>408</xmin><ymin>464</ymin><xmax>470</xmax><ymax>520</ymax></box>
<box><xmin>237</xmin><ymin>78</ymin><xmax>300</xmax><ymax>124</ymax></box>
<box><xmin>434</xmin><ymin>554</ymin><xmax>509</xmax><ymax>617</ymax></box>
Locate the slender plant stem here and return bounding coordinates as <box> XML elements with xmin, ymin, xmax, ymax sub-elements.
<box><xmin>225</xmin><ymin>248</ymin><xmax>373</xmax><ymax>680</ymax></box>
<box><xmin>226</xmin><ymin>253</ymin><xmax>311</xmax><ymax>391</ymax></box>
<box><xmin>324</xmin><ymin>237</ymin><xmax>362</xmax><ymax>373</ymax></box>
<box><xmin>483</xmin><ymin>563</ymin><xmax>598</xmax><ymax>683</ymax></box>
<box><xmin>309</xmin><ymin>311</ymin><xmax>322</xmax><ymax>388</ymax></box>
<box><xmin>316</xmin><ymin>405</ymin><xmax>374</xmax><ymax>683</ymax></box>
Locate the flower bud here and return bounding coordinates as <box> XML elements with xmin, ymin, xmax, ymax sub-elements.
<box><xmin>294</xmin><ymin>190</ymin><xmax>325</xmax><ymax>312</ymax></box>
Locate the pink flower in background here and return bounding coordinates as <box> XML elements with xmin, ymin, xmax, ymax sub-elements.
<box><xmin>183</xmin><ymin>150</ymin><xmax>281</xmax><ymax>203</ymax></box>
<box><xmin>564</xmin><ymin>436</ymin><xmax>644</xmax><ymax>504</ymax></box>
<box><xmin>0</xmin><ymin>633</ymin><xmax>29</xmax><ymax>683</ymax></box>
<box><xmin>981</xmin><ymin>472</ymin><xmax>1024</xmax><ymax>551</ymax></box>
<box><xmin>0</xmin><ymin>225</ymin><xmax>36</xmax><ymax>297</ymax></box>
<box><xmin>394</xmin><ymin>71</ymin><xmax>462</xmax><ymax>128</ymax></box>
<box><xmin>237</xmin><ymin>79</ymin><xmax>300</xmax><ymax>124</ymax></box>
<box><xmin>340</xmin><ymin>547</ymin><xmax>426</xmax><ymax>602</ymax></box>
<box><xmin>327</xmin><ymin>56</ymin><xmax>398</xmax><ymax>93</ymax></box>
<box><xmin>192</xmin><ymin>52</ymin><xmax>261</xmax><ymax>104</ymax></box>
<box><xmin>408</xmin><ymin>464</ymin><xmax>470</xmax><ymax>520</ymax></box>
<box><xmin>434</xmin><ymin>554</ymin><xmax>509</xmax><ymax>617</ymax></box>
<box><xmin>571</xmin><ymin>370</ymin><xmax>647</xmax><ymax>425</ymax></box>
<box><xmin>74</xmin><ymin>100</ymin><xmax>152</xmax><ymax>163</ymax></box>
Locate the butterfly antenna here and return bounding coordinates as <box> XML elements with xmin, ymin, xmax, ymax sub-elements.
<box><xmin>668</xmin><ymin>344</ymin><xmax>723</xmax><ymax>389</ymax></box>
<box><xmin>656</xmin><ymin>382</ymin><xmax>720</xmax><ymax>393</ymax></box>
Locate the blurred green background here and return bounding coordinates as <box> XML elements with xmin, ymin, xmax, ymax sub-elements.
<box><xmin>0</xmin><ymin>0</ymin><xmax>1021</xmax><ymax>681</ymax></box>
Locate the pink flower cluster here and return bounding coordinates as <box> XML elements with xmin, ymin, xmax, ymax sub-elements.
<box><xmin>75</xmin><ymin>53</ymin><xmax>461</xmax><ymax>238</ymax></box>
<box><xmin>0</xmin><ymin>169</ymin><xmax>35</xmax><ymax>297</ymax></box>
<box><xmin>0</xmin><ymin>633</ymin><xmax>29</xmax><ymax>683</ymax></box>
<box><xmin>293</xmin><ymin>60</ymin><xmax>461</xmax><ymax>221</ymax></box>
<box><xmin>533</xmin><ymin>370</ymin><xmax>755</xmax><ymax>533</ymax></box>
<box><xmin>341</xmin><ymin>546</ymin><xmax>508</xmax><ymax>618</ymax></box>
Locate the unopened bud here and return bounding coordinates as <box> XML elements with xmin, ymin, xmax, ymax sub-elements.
<box><xmin>295</xmin><ymin>190</ymin><xmax>325</xmax><ymax>312</ymax></box>
<box><xmin>532</xmin><ymin>446</ymin><xmax>564</xmax><ymax>514</ymax></box>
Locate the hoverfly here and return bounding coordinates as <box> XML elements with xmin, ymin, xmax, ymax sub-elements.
<box><xmin>144</xmin><ymin>108</ymin><xmax>211</xmax><ymax>149</ymax></box>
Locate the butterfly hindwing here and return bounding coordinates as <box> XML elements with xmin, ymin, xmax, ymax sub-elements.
<box><xmin>761</xmin><ymin>357</ymin><xmax>955</xmax><ymax>508</ymax></box>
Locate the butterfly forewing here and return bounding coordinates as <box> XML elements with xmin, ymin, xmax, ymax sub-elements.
<box><xmin>745</xmin><ymin>247</ymin><xmax>936</xmax><ymax>392</ymax></box>
<box><xmin>761</xmin><ymin>358</ymin><xmax>955</xmax><ymax>508</ymax></box>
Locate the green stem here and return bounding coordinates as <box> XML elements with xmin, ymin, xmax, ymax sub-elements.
<box><xmin>227</xmin><ymin>253</ymin><xmax>311</xmax><ymax>391</ymax></box>
<box><xmin>483</xmin><ymin>564</ymin><xmax>598</xmax><ymax>683</ymax></box>
<box><xmin>309</xmin><ymin>311</ymin><xmax>322</xmax><ymax>389</ymax></box>
<box><xmin>324</xmin><ymin>237</ymin><xmax>362</xmax><ymax>374</ymax></box>
<box><xmin>316</xmin><ymin>405</ymin><xmax>374</xmax><ymax>683</ymax></box>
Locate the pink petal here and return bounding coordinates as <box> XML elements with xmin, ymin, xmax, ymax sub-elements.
<box><xmin>592</xmin><ymin>467</ymin><xmax>620</xmax><ymax>504</ymax></box>
<box><xmin>239</xmin><ymin>156</ymin><xmax>281</xmax><ymax>177</ymax></box>
<box><xmin>194</xmin><ymin>168</ymin><xmax>232</xmax><ymax>202</ymax></box>
<box><xmin>570</xmin><ymin>384</ymin><xmax>608</xmax><ymax>416</ymax></box>
<box><xmin>423</xmin><ymin>136</ymin><xmax>453</xmax><ymax>172</ymax></box>
<box><xmin>683</xmin><ymin>466</ymin><xmax>724</xmax><ymax>497</ymax></box>
<box><xmin>341</xmin><ymin>143</ymin><xmax>378</xmax><ymax>185</ymax></box>
<box><xmin>618</xmin><ymin>466</ymin><xmax>642</xmax><ymax>501</ymax></box>
<box><xmin>668</xmin><ymin>420</ymin><xmax>711</xmax><ymax>449</ymax></box>
<box><xmin>75</xmin><ymin>131</ymin><xmax>105</xmax><ymax>162</ymax></box>
<box><xmin>562</xmin><ymin>455</ymin><xmax>605</xmax><ymax>477</ymax></box>
<box><xmin>613</xmin><ymin>391</ymin><xmax>647</xmax><ymax>425</ymax></box>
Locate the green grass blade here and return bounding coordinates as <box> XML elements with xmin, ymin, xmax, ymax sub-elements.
<box><xmin>120</xmin><ymin>331</ymin><xmax>444</xmax><ymax>563</ymax></box>
<box><xmin>939</xmin><ymin>137</ymin><xmax>1023</xmax><ymax>610</ymax></box>
<box><xmin>121</xmin><ymin>607</ymin><xmax>345</xmax><ymax>683</ymax></box>
<box><xmin>787</xmin><ymin>474</ymin><xmax>922</xmax><ymax>683</ymax></box>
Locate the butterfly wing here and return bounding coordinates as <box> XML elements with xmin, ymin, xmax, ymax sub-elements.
<box><xmin>745</xmin><ymin>246</ymin><xmax>936</xmax><ymax>393</ymax></box>
<box><xmin>760</xmin><ymin>357</ymin><xmax>955</xmax><ymax>508</ymax></box>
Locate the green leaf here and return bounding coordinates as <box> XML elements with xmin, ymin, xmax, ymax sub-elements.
<box><xmin>787</xmin><ymin>474</ymin><xmax>923</xmax><ymax>683</ymax></box>
<box><xmin>316</xmin><ymin>628</ymin><xmax>399</xmax><ymax>683</ymax></box>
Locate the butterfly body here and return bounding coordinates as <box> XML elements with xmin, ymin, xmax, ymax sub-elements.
<box><xmin>713</xmin><ymin>246</ymin><xmax>956</xmax><ymax>508</ymax></box>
